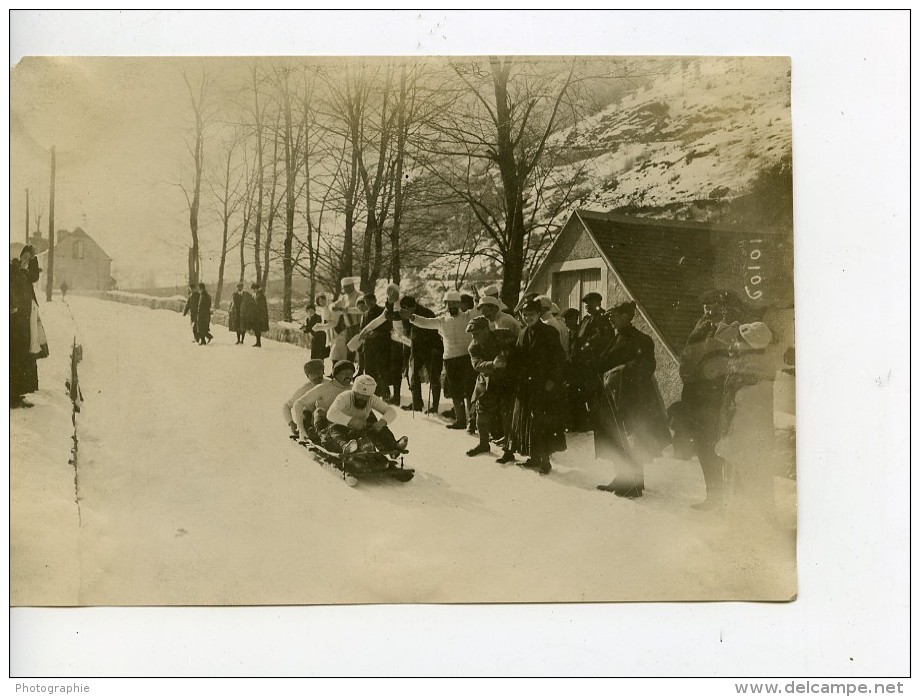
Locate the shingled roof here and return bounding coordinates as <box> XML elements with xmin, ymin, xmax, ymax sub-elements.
<box><xmin>531</xmin><ymin>208</ymin><xmax>797</xmax><ymax>356</ymax></box>
<box><xmin>575</xmin><ymin>210</ymin><xmax>724</xmax><ymax>355</ymax></box>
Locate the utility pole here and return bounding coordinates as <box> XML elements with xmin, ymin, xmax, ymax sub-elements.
<box><xmin>45</xmin><ymin>146</ymin><xmax>56</xmax><ymax>302</ymax></box>
<box><xmin>25</xmin><ymin>189</ymin><xmax>29</xmax><ymax>245</ymax></box>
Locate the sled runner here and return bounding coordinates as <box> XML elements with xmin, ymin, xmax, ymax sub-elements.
<box><xmin>290</xmin><ymin>435</ymin><xmax>415</xmax><ymax>486</ymax></box>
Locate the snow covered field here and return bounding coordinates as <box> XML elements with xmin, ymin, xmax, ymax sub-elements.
<box><xmin>11</xmin><ymin>296</ymin><xmax>796</xmax><ymax>607</ymax></box>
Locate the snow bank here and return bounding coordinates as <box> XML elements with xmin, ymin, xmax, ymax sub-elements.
<box><xmin>10</xmin><ymin>299</ymin><xmax>84</xmax><ymax>605</ymax></box>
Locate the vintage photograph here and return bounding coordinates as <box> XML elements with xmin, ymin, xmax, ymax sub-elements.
<box><xmin>10</xmin><ymin>53</ymin><xmax>796</xmax><ymax>607</ymax></box>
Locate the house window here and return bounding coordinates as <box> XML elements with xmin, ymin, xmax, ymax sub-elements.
<box><xmin>73</xmin><ymin>240</ymin><xmax>84</xmax><ymax>259</ymax></box>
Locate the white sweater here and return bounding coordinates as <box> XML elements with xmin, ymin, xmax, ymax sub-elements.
<box><xmin>284</xmin><ymin>379</ymin><xmax>320</xmax><ymax>426</ymax></box>
<box><xmin>327</xmin><ymin>390</ymin><xmax>398</xmax><ymax>430</ymax></box>
<box><xmin>411</xmin><ymin>310</ymin><xmax>474</xmax><ymax>360</ymax></box>
<box><xmin>292</xmin><ymin>379</ymin><xmax>348</xmax><ymax>437</ymax></box>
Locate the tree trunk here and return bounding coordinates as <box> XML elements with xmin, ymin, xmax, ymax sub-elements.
<box><xmin>390</xmin><ymin>66</ymin><xmax>407</xmax><ymax>284</ymax></box>
<box><xmin>261</xmin><ymin>128</ymin><xmax>280</xmax><ymax>291</ymax></box>
<box><xmin>282</xmin><ymin>76</ymin><xmax>296</xmax><ymax>323</ymax></box>
<box><xmin>252</xmin><ymin>69</ymin><xmax>264</xmax><ymax>285</ymax></box>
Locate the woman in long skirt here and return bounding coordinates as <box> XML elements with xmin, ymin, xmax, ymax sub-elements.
<box><xmin>10</xmin><ymin>246</ymin><xmax>41</xmax><ymax>407</ymax></box>
<box><xmin>509</xmin><ymin>297</ymin><xmax>567</xmax><ymax>474</ymax></box>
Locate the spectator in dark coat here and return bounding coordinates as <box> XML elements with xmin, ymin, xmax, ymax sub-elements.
<box><xmin>509</xmin><ymin>297</ymin><xmax>567</xmax><ymax>474</ymax></box>
<box><xmin>250</xmin><ymin>283</ymin><xmax>269</xmax><ymax>347</ymax></box>
<box><xmin>357</xmin><ymin>292</ymin><xmax>392</xmax><ymax>398</ymax></box>
<box><xmin>302</xmin><ymin>302</ymin><xmax>328</xmax><ymax>361</ymax></box>
<box><xmin>240</xmin><ymin>286</ymin><xmax>255</xmax><ymax>339</ymax></box>
<box><xmin>228</xmin><ymin>283</ymin><xmax>247</xmax><ymax>344</ymax></box>
<box><xmin>182</xmin><ymin>284</ymin><xmax>200</xmax><ymax>343</ymax></box>
<box><xmin>466</xmin><ymin>316</ymin><xmax>517</xmax><ymax>460</ymax></box>
<box><xmin>196</xmin><ymin>283</ymin><xmax>213</xmax><ymax>345</ymax></box>
<box><xmin>561</xmin><ymin>308</ymin><xmax>589</xmax><ymax>432</ymax></box>
<box><xmin>10</xmin><ymin>246</ymin><xmax>41</xmax><ymax>407</ymax></box>
<box><xmin>385</xmin><ymin>283</ymin><xmax>406</xmax><ymax>405</ymax></box>
<box><xmin>592</xmin><ymin>301</ymin><xmax>671</xmax><ymax>498</ymax></box>
<box><xmin>679</xmin><ymin>290</ymin><xmax>741</xmax><ymax>510</ymax></box>
<box><xmin>397</xmin><ymin>295</ymin><xmax>444</xmax><ymax>414</ymax></box>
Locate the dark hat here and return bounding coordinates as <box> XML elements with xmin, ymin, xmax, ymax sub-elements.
<box><xmin>519</xmin><ymin>297</ymin><xmax>544</xmax><ymax>313</ymax></box>
<box><xmin>561</xmin><ymin>308</ymin><xmax>580</xmax><ymax>320</ymax></box>
<box><xmin>581</xmin><ymin>292</ymin><xmax>603</xmax><ymax>304</ymax></box>
<box><xmin>399</xmin><ymin>295</ymin><xmax>417</xmax><ymax>308</ymax></box>
<box><xmin>465</xmin><ymin>315</ymin><xmax>490</xmax><ymax>333</ymax></box>
<box><xmin>332</xmin><ymin>360</ymin><xmax>356</xmax><ymax>377</ymax></box>
<box><xmin>610</xmin><ymin>300</ymin><xmax>636</xmax><ymax>315</ymax></box>
<box><xmin>251</xmin><ymin>283</ymin><xmax>260</xmax><ymax>290</ymax></box>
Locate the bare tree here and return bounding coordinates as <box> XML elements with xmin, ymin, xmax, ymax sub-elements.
<box><xmin>207</xmin><ymin>128</ymin><xmax>245</xmax><ymax>308</ymax></box>
<box><xmin>180</xmin><ymin>70</ymin><xmax>209</xmax><ymax>286</ymax></box>
<box><xmin>248</xmin><ymin>67</ymin><xmax>268</xmax><ymax>284</ymax></box>
<box><xmin>296</xmin><ymin>68</ymin><xmax>338</xmax><ymax>301</ymax></box>
<box><xmin>419</xmin><ymin>56</ymin><xmax>603</xmax><ymax>308</ymax></box>
<box><xmin>238</xmin><ymin>144</ymin><xmax>257</xmax><ymax>284</ymax></box>
<box><xmin>273</xmin><ymin>65</ymin><xmax>307</xmax><ymax>321</ymax></box>
<box><xmin>323</xmin><ymin>62</ymin><xmax>399</xmax><ymax>292</ymax></box>
<box><xmin>260</xmin><ymin>120</ymin><xmax>282</xmax><ymax>291</ymax></box>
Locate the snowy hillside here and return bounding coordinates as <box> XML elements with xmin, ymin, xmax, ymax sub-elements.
<box><xmin>418</xmin><ymin>57</ymin><xmax>792</xmax><ymax>283</ymax></box>
<box><xmin>557</xmin><ymin>57</ymin><xmax>791</xmax><ymax>214</ymax></box>
<box><xmin>11</xmin><ymin>296</ymin><xmax>796</xmax><ymax>607</ymax></box>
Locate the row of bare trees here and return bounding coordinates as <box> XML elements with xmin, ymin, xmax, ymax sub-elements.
<box><xmin>179</xmin><ymin>57</ymin><xmax>629</xmax><ymax>317</ymax></box>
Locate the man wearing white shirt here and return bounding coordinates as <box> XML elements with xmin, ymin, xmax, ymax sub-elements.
<box><xmin>292</xmin><ymin>360</ymin><xmax>356</xmax><ymax>441</ymax></box>
<box><xmin>409</xmin><ymin>289</ymin><xmax>477</xmax><ymax>430</ymax></box>
<box><xmin>326</xmin><ymin>374</ymin><xmax>408</xmax><ymax>456</ymax></box>
<box><xmin>283</xmin><ymin>359</ymin><xmax>326</xmax><ymax>435</ymax></box>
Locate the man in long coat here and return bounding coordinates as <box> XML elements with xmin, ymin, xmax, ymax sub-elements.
<box><xmin>228</xmin><ymin>282</ymin><xmax>247</xmax><ymax>344</ymax></box>
<box><xmin>466</xmin><ymin>316</ymin><xmax>517</xmax><ymax>460</ymax></box>
<box><xmin>182</xmin><ymin>284</ymin><xmax>201</xmax><ymax>343</ymax></box>
<box><xmin>196</xmin><ymin>283</ymin><xmax>213</xmax><ymax>345</ymax></box>
<box><xmin>250</xmin><ymin>283</ymin><xmax>270</xmax><ymax>347</ymax></box>
<box><xmin>591</xmin><ymin>301</ymin><xmax>671</xmax><ymax>497</ymax></box>
<box><xmin>678</xmin><ymin>290</ymin><xmax>739</xmax><ymax>510</ymax></box>
<box><xmin>358</xmin><ymin>292</ymin><xmax>392</xmax><ymax>398</ymax></box>
<box><xmin>397</xmin><ymin>295</ymin><xmax>444</xmax><ymax>414</ymax></box>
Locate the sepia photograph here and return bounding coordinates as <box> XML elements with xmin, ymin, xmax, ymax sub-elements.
<box><xmin>7</xmin><ymin>9</ymin><xmax>908</xmax><ymax>681</ymax></box>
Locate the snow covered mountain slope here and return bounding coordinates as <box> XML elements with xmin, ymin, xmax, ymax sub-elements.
<box><xmin>558</xmin><ymin>57</ymin><xmax>792</xmax><ymax>215</ymax></box>
<box><xmin>11</xmin><ymin>296</ymin><xmax>795</xmax><ymax>606</ymax></box>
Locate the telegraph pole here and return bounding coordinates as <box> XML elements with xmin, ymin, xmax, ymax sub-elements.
<box><xmin>45</xmin><ymin>146</ymin><xmax>56</xmax><ymax>302</ymax></box>
<box><xmin>25</xmin><ymin>189</ymin><xmax>29</xmax><ymax>245</ymax></box>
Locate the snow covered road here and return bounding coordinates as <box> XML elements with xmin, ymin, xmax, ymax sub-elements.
<box><xmin>12</xmin><ymin>296</ymin><xmax>796</xmax><ymax>606</ymax></box>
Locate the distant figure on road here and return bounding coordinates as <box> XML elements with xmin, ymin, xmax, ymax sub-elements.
<box><xmin>250</xmin><ymin>283</ymin><xmax>269</xmax><ymax>347</ymax></box>
<box><xmin>60</xmin><ymin>280</ymin><xmax>69</xmax><ymax>299</ymax></box>
<box><xmin>196</xmin><ymin>283</ymin><xmax>213</xmax><ymax>345</ymax></box>
<box><xmin>182</xmin><ymin>283</ymin><xmax>200</xmax><ymax>343</ymax></box>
